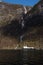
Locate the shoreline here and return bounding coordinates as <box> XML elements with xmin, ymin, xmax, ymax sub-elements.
<box><xmin>0</xmin><ymin>46</ymin><xmax>43</xmax><ymax>50</ymax></box>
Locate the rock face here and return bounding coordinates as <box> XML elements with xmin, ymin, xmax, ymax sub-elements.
<box><xmin>0</xmin><ymin>12</ymin><xmax>43</xmax><ymax>49</ymax></box>
<box><xmin>0</xmin><ymin>2</ymin><xmax>32</xmax><ymax>26</ymax></box>
<box><xmin>0</xmin><ymin>1</ymin><xmax>43</xmax><ymax>49</ymax></box>
<box><xmin>2</xmin><ymin>12</ymin><xmax>43</xmax><ymax>40</ymax></box>
<box><xmin>27</xmin><ymin>0</ymin><xmax>43</xmax><ymax>15</ymax></box>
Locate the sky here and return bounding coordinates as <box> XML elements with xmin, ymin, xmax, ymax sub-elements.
<box><xmin>3</xmin><ymin>0</ymin><xmax>40</xmax><ymax>6</ymax></box>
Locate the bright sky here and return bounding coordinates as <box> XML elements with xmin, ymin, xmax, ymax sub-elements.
<box><xmin>4</xmin><ymin>0</ymin><xmax>40</xmax><ymax>6</ymax></box>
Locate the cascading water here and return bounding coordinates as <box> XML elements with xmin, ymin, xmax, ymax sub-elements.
<box><xmin>20</xmin><ymin>35</ymin><xmax>24</xmax><ymax>42</ymax></box>
<box><xmin>19</xmin><ymin>6</ymin><xmax>27</xmax><ymax>42</ymax></box>
<box><xmin>21</xmin><ymin>17</ymin><xmax>25</xmax><ymax>29</ymax></box>
<box><xmin>19</xmin><ymin>16</ymin><xmax>25</xmax><ymax>42</ymax></box>
<box><xmin>23</xmin><ymin>6</ymin><xmax>27</xmax><ymax>14</ymax></box>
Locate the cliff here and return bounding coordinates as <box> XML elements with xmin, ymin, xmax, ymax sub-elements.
<box><xmin>0</xmin><ymin>1</ymin><xmax>43</xmax><ymax>49</ymax></box>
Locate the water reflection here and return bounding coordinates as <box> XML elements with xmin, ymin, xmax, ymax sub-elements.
<box><xmin>0</xmin><ymin>49</ymin><xmax>43</xmax><ymax>65</ymax></box>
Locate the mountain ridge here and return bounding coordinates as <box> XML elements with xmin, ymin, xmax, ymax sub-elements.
<box><xmin>0</xmin><ymin>2</ymin><xmax>32</xmax><ymax>26</ymax></box>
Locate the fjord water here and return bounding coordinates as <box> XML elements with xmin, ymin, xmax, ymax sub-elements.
<box><xmin>0</xmin><ymin>49</ymin><xmax>43</xmax><ymax>65</ymax></box>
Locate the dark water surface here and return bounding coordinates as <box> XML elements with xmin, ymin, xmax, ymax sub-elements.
<box><xmin>0</xmin><ymin>49</ymin><xmax>43</xmax><ymax>65</ymax></box>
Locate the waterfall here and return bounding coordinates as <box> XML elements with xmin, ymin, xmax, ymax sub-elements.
<box><xmin>21</xmin><ymin>17</ymin><xmax>24</xmax><ymax>29</ymax></box>
<box><xmin>20</xmin><ymin>35</ymin><xmax>24</xmax><ymax>42</ymax></box>
<box><xmin>22</xmin><ymin>20</ymin><xmax>24</xmax><ymax>29</ymax></box>
<box><xmin>23</xmin><ymin>6</ymin><xmax>27</xmax><ymax>14</ymax></box>
<box><xmin>19</xmin><ymin>16</ymin><xmax>25</xmax><ymax>29</ymax></box>
<box><xmin>19</xmin><ymin>6</ymin><xmax>27</xmax><ymax>42</ymax></box>
<box><xmin>19</xmin><ymin>16</ymin><xmax>25</xmax><ymax>42</ymax></box>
